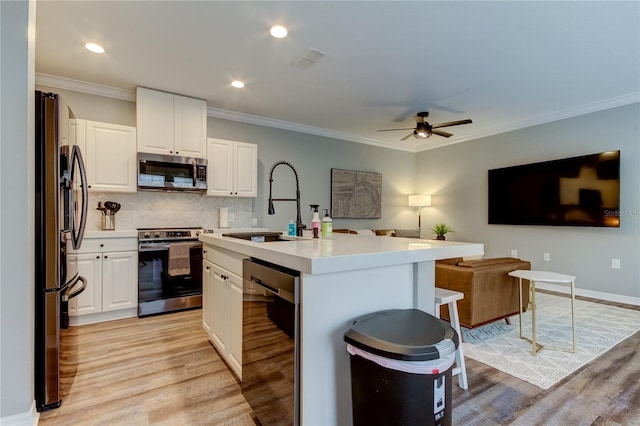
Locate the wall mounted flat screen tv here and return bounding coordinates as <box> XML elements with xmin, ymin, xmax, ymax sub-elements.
<box><xmin>488</xmin><ymin>151</ymin><xmax>620</xmax><ymax>227</ymax></box>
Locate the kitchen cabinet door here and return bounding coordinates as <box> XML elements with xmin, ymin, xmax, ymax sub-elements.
<box><xmin>137</xmin><ymin>87</ymin><xmax>206</xmax><ymax>158</ymax></box>
<box><xmin>101</xmin><ymin>251</ymin><xmax>138</xmax><ymax>312</ymax></box>
<box><xmin>209</xmin><ymin>263</ymin><xmax>229</xmax><ymax>353</ymax></box>
<box><xmin>202</xmin><ymin>259</ymin><xmax>214</xmax><ymax>338</ymax></box>
<box><xmin>207</xmin><ymin>138</ymin><xmax>257</xmax><ymax>197</ymax></box>
<box><xmin>136</xmin><ymin>87</ymin><xmax>174</xmax><ymax>155</ymax></box>
<box><xmin>227</xmin><ymin>271</ymin><xmax>243</xmax><ymax>376</ymax></box>
<box><xmin>233</xmin><ymin>142</ymin><xmax>258</xmax><ymax>197</ymax></box>
<box><xmin>68</xmin><ymin>253</ymin><xmax>102</xmax><ymax>316</ymax></box>
<box><xmin>84</xmin><ymin>120</ymin><xmax>137</xmax><ymax>193</ymax></box>
<box><xmin>173</xmin><ymin>94</ymin><xmax>207</xmax><ymax>158</ymax></box>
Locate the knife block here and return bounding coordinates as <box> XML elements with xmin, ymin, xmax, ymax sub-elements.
<box><xmin>101</xmin><ymin>214</ymin><xmax>116</xmax><ymax>230</ymax></box>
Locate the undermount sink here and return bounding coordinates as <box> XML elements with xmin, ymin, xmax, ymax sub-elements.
<box><xmin>222</xmin><ymin>232</ymin><xmax>293</xmax><ymax>243</ymax></box>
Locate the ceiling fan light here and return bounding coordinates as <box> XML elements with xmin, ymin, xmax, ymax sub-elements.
<box><xmin>414</xmin><ymin>123</ymin><xmax>430</xmax><ymax>139</ymax></box>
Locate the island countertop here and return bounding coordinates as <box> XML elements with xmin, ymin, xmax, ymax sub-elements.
<box><xmin>199</xmin><ymin>232</ymin><xmax>484</xmax><ymax>275</ymax></box>
<box><xmin>200</xmin><ymin>231</ymin><xmax>484</xmax><ymax>425</ymax></box>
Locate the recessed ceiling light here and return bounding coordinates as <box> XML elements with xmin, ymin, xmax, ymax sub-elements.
<box><xmin>85</xmin><ymin>43</ymin><xmax>105</xmax><ymax>54</ymax></box>
<box><xmin>231</xmin><ymin>80</ymin><xmax>245</xmax><ymax>89</ymax></box>
<box><xmin>270</xmin><ymin>25</ymin><xmax>288</xmax><ymax>39</ymax></box>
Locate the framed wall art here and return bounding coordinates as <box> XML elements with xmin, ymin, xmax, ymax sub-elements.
<box><xmin>330</xmin><ymin>168</ymin><xmax>382</xmax><ymax>219</ymax></box>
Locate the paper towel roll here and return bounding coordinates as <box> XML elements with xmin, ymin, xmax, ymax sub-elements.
<box><xmin>219</xmin><ymin>207</ymin><xmax>229</xmax><ymax>228</ymax></box>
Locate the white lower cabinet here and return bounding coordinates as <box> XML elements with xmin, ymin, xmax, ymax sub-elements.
<box><xmin>202</xmin><ymin>248</ymin><xmax>244</xmax><ymax>379</ymax></box>
<box><xmin>68</xmin><ymin>237</ymin><xmax>138</xmax><ymax>325</ymax></box>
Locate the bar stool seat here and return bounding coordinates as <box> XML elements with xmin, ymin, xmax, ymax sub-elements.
<box><xmin>435</xmin><ymin>287</ymin><xmax>468</xmax><ymax>390</ymax></box>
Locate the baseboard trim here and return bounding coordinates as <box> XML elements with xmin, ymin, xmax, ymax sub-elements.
<box><xmin>1</xmin><ymin>401</ymin><xmax>39</xmax><ymax>426</ymax></box>
<box><xmin>68</xmin><ymin>308</ymin><xmax>137</xmax><ymax>326</ymax></box>
<box><xmin>536</xmin><ymin>282</ymin><xmax>640</xmax><ymax>306</ymax></box>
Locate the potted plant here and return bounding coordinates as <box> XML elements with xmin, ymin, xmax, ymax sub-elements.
<box><xmin>431</xmin><ymin>223</ymin><xmax>454</xmax><ymax>240</ymax></box>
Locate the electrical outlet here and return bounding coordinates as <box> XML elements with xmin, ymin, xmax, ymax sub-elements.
<box><xmin>611</xmin><ymin>258</ymin><xmax>621</xmax><ymax>269</ymax></box>
<box><xmin>543</xmin><ymin>252</ymin><xmax>550</xmax><ymax>261</ymax></box>
<box><xmin>511</xmin><ymin>249</ymin><xmax>518</xmax><ymax>258</ymax></box>
<box><xmin>228</xmin><ymin>213</ymin><xmax>235</xmax><ymax>223</ymax></box>
<box><xmin>252</xmin><ymin>217</ymin><xmax>258</xmax><ymax>227</ymax></box>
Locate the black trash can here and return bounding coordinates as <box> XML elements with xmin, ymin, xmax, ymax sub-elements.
<box><xmin>344</xmin><ymin>309</ymin><xmax>459</xmax><ymax>426</ymax></box>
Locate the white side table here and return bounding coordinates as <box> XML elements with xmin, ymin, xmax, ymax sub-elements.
<box><xmin>508</xmin><ymin>270</ymin><xmax>576</xmax><ymax>356</ymax></box>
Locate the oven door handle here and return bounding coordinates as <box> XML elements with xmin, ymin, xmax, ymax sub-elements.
<box><xmin>138</xmin><ymin>241</ymin><xmax>203</xmax><ymax>252</ymax></box>
<box><xmin>139</xmin><ymin>243</ymin><xmax>170</xmax><ymax>252</ymax></box>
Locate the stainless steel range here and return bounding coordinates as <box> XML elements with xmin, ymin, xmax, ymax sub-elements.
<box><xmin>137</xmin><ymin>227</ymin><xmax>212</xmax><ymax>317</ymax></box>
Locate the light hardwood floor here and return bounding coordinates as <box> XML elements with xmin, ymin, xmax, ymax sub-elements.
<box><xmin>39</xmin><ymin>295</ymin><xmax>640</xmax><ymax>425</ymax></box>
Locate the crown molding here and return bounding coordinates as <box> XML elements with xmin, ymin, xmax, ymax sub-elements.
<box><xmin>35</xmin><ymin>73</ymin><xmax>135</xmax><ymax>101</ymax></box>
<box><xmin>204</xmin><ymin>106</ymin><xmax>418</xmax><ymax>152</ymax></box>
<box><xmin>36</xmin><ymin>74</ymin><xmax>638</xmax><ymax>153</ymax></box>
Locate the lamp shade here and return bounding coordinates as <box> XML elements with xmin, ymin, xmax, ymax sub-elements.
<box><xmin>408</xmin><ymin>194</ymin><xmax>431</xmax><ymax>207</ymax></box>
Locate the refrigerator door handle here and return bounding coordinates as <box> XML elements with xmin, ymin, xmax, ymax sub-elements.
<box><xmin>69</xmin><ymin>145</ymin><xmax>88</xmax><ymax>250</ymax></box>
<box><xmin>62</xmin><ymin>274</ymin><xmax>87</xmax><ymax>302</ymax></box>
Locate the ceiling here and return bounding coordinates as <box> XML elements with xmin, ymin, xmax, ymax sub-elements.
<box><xmin>35</xmin><ymin>1</ymin><xmax>639</xmax><ymax>152</ymax></box>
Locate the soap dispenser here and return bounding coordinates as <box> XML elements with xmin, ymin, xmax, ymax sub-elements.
<box><xmin>321</xmin><ymin>209</ymin><xmax>333</xmax><ymax>237</ymax></box>
<box><xmin>310</xmin><ymin>205</ymin><xmax>321</xmax><ymax>238</ymax></box>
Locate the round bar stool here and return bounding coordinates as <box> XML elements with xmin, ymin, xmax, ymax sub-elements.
<box><xmin>435</xmin><ymin>287</ymin><xmax>468</xmax><ymax>390</ymax></box>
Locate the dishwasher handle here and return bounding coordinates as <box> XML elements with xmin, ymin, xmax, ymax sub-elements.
<box><xmin>251</xmin><ymin>277</ymin><xmax>279</xmax><ymax>295</ymax></box>
<box><xmin>250</xmin><ymin>276</ymin><xmax>296</xmax><ymax>304</ymax></box>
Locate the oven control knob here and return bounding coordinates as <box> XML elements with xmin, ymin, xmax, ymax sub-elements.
<box><xmin>143</xmin><ymin>232</ymin><xmax>150</xmax><ymax>239</ymax></box>
<box><xmin>154</xmin><ymin>232</ymin><xmax>160</xmax><ymax>238</ymax></box>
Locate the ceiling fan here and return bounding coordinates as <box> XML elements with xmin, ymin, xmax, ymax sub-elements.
<box><xmin>377</xmin><ymin>112</ymin><xmax>472</xmax><ymax>141</ymax></box>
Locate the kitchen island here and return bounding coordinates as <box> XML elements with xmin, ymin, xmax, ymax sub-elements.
<box><xmin>199</xmin><ymin>232</ymin><xmax>483</xmax><ymax>425</ymax></box>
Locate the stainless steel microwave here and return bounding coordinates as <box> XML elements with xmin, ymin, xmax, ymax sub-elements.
<box><xmin>137</xmin><ymin>153</ymin><xmax>207</xmax><ymax>192</ymax></box>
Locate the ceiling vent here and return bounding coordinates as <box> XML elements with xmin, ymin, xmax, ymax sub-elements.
<box><xmin>291</xmin><ymin>47</ymin><xmax>327</xmax><ymax>69</ymax></box>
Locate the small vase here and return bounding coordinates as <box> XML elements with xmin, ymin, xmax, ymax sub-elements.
<box><xmin>436</xmin><ymin>235</ymin><xmax>445</xmax><ymax>241</ymax></box>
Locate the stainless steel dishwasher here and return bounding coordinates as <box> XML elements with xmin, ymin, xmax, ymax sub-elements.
<box><xmin>242</xmin><ymin>258</ymin><xmax>300</xmax><ymax>426</ymax></box>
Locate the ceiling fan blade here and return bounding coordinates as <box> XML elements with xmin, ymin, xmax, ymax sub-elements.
<box><xmin>431</xmin><ymin>119</ymin><xmax>473</xmax><ymax>129</ymax></box>
<box><xmin>431</xmin><ymin>129</ymin><xmax>453</xmax><ymax>138</ymax></box>
<box><xmin>377</xmin><ymin>127</ymin><xmax>415</xmax><ymax>132</ymax></box>
<box><xmin>400</xmin><ymin>132</ymin><xmax>414</xmax><ymax>141</ymax></box>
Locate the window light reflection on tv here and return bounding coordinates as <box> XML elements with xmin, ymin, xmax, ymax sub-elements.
<box><xmin>488</xmin><ymin>151</ymin><xmax>620</xmax><ymax>228</ymax></box>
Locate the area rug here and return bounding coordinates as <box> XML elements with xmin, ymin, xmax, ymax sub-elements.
<box><xmin>461</xmin><ymin>292</ymin><xmax>640</xmax><ymax>389</ymax></box>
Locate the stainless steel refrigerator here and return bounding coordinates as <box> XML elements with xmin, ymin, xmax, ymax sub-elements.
<box><xmin>34</xmin><ymin>91</ymin><xmax>88</xmax><ymax>411</ymax></box>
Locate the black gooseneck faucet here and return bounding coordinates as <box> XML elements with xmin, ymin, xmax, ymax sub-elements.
<box><xmin>268</xmin><ymin>161</ymin><xmax>305</xmax><ymax>236</ymax></box>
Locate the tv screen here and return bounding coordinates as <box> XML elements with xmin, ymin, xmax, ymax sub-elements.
<box><xmin>488</xmin><ymin>151</ymin><xmax>620</xmax><ymax>227</ymax></box>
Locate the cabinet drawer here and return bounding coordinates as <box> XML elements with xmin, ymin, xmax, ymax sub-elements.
<box><xmin>77</xmin><ymin>238</ymin><xmax>137</xmax><ymax>253</ymax></box>
<box><xmin>203</xmin><ymin>245</ymin><xmax>246</xmax><ymax>276</ymax></box>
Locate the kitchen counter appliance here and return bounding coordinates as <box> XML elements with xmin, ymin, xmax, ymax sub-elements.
<box><xmin>137</xmin><ymin>227</ymin><xmax>212</xmax><ymax>316</ymax></box>
<box><xmin>242</xmin><ymin>258</ymin><xmax>300</xmax><ymax>425</ymax></box>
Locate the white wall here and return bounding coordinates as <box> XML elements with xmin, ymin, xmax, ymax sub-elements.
<box><xmin>416</xmin><ymin>103</ymin><xmax>640</xmax><ymax>301</ymax></box>
<box><xmin>1</xmin><ymin>0</ymin><xmax>37</xmax><ymax>422</ymax></box>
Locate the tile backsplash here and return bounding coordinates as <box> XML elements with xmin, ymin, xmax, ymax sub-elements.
<box><xmin>88</xmin><ymin>191</ymin><xmax>254</xmax><ymax>231</ymax></box>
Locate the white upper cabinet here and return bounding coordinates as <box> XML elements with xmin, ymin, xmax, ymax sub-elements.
<box><xmin>136</xmin><ymin>87</ymin><xmax>207</xmax><ymax>158</ymax></box>
<box><xmin>77</xmin><ymin>119</ymin><xmax>137</xmax><ymax>193</ymax></box>
<box><xmin>207</xmin><ymin>138</ymin><xmax>258</xmax><ymax>197</ymax></box>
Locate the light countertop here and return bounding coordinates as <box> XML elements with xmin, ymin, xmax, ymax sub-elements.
<box><xmin>199</xmin><ymin>233</ymin><xmax>484</xmax><ymax>274</ymax></box>
<box><xmin>84</xmin><ymin>230</ymin><xmax>138</xmax><ymax>239</ymax></box>
<box><xmin>82</xmin><ymin>227</ymin><xmax>265</xmax><ymax>240</ymax></box>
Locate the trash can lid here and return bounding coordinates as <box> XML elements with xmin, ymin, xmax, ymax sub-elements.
<box><xmin>343</xmin><ymin>309</ymin><xmax>458</xmax><ymax>361</ymax></box>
